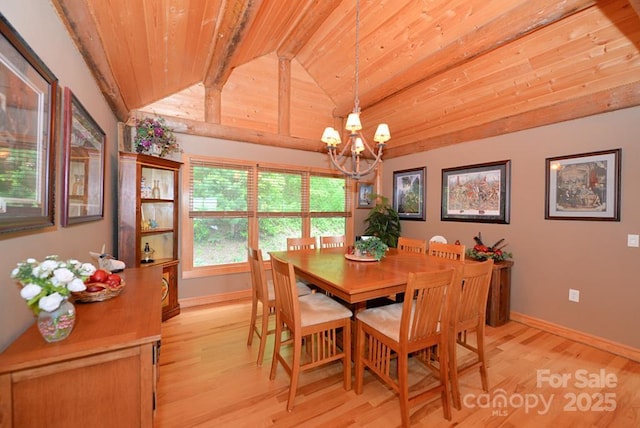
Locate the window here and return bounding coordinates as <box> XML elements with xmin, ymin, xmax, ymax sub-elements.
<box><xmin>183</xmin><ymin>156</ymin><xmax>352</xmax><ymax>277</ymax></box>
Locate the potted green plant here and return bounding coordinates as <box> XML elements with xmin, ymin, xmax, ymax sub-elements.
<box><xmin>354</xmin><ymin>236</ymin><xmax>389</xmax><ymax>261</ymax></box>
<box><xmin>363</xmin><ymin>194</ymin><xmax>401</xmax><ymax>248</ymax></box>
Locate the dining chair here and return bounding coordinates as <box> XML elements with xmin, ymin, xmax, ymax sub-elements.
<box><xmin>354</xmin><ymin>267</ymin><xmax>462</xmax><ymax>425</ymax></box>
<box><xmin>286</xmin><ymin>237</ymin><xmax>317</xmax><ymax>251</ymax></box>
<box><xmin>320</xmin><ymin>235</ymin><xmax>346</xmax><ymax>248</ymax></box>
<box><xmin>285</xmin><ymin>237</ymin><xmax>319</xmax><ymax>291</ymax></box>
<box><xmin>428</xmin><ymin>241</ymin><xmax>466</xmax><ymax>261</ymax></box>
<box><xmin>397</xmin><ymin>236</ymin><xmax>428</xmax><ymax>254</ymax></box>
<box><xmin>246</xmin><ymin>247</ymin><xmax>312</xmax><ymax>367</ymax></box>
<box><xmin>269</xmin><ymin>255</ymin><xmax>353</xmax><ymax>411</ymax></box>
<box><xmin>449</xmin><ymin>259</ymin><xmax>494</xmax><ymax>410</ymax></box>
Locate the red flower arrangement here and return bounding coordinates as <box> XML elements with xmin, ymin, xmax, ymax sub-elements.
<box><xmin>466</xmin><ymin>232</ymin><xmax>512</xmax><ymax>262</ymax></box>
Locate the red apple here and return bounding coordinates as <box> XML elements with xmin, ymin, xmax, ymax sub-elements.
<box><xmin>85</xmin><ymin>284</ymin><xmax>105</xmax><ymax>293</ymax></box>
<box><xmin>90</xmin><ymin>269</ymin><xmax>109</xmax><ymax>283</ymax></box>
<box><xmin>106</xmin><ymin>273</ymin><xmax>122</xmax><ymax>286</ymax></box>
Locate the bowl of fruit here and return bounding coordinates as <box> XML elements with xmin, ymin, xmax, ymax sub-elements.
<box><xmin>71</xmin><ymin>268</ymin><xmax>125</xmax><ymax>303</ymax></box>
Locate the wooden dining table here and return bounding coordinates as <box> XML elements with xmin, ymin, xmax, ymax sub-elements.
<box><xmin>269</xmin><ymin>247</ymin><xmax>464</xmax><ymax>311</ymax></box>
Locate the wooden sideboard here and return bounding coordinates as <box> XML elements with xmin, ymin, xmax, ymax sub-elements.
<box><xmin>0</xmin><ymin>267</ymin><xmax>162</xmax><ymax>428</ymax></box>
<box><xmin>486</xmin><ymin>260</ymin><xmax>514</xmax><ymax>327</ymax></box>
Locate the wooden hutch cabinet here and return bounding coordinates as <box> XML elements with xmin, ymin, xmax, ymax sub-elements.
<box><xmin>118</xmin><ymin>152</ymin><xmax>182</xmax><ymax>321</ymax></box>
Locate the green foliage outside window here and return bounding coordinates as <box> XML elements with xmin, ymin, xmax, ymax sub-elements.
<box><xmin>190</xmin><ymin>162</ymin><xmax>348</xmax><ymax>267</ymax></box>
<box><xmin>0</xmin><ymin>147</ymin><xmax>38</xmax><ymax>202</ymax></box>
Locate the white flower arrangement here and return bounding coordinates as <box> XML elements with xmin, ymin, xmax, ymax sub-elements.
<box><xmin>11</xmin><ymin>255</ymin><xmax>96</xmax><ymax>314</ymax></box>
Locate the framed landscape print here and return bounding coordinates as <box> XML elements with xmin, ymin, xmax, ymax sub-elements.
<box><xmin>61</xmin><ymin>87</ymin><xmax>105</xmax><ymax>226</ymax></box>
<box><xmin>357</xmin><ymin>182</ymin><xmax>374</xmax><ymax>208</ymax></box>
<box><xmin>545</xmin><ymin>149</ymin><xmax>621</xmax><ymax>221</ymax></box>
<box><xmin>0</xmin><ymin>16</ymin><xmax>58</xmax><ymax>235</ymax></box>
<box><xmin>393</xmin><ymin>167</ymin><xmax>425</xmax><ymax>221</ymax></box>
<box><xmin>441</xmin><ymin>160</ymin><xmax>511</xmax><ymax>223</ymax></box>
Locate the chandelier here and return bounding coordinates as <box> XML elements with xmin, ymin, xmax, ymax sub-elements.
<box><xmin>320</xmin><ymin>0</ymin><xmax>390</xmax><ymax>180</ymax></box>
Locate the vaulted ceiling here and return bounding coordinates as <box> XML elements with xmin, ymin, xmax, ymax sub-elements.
<box><xmin>52</xmin><ymin>0</ymin><xmax>640</xmax><ymax>159</ymax></box>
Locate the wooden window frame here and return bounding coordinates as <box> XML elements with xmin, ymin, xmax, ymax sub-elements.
<box><xmin>181</xmin><ymin>155</ymin><xmax>355</xmax><ymax>278</ymax></box>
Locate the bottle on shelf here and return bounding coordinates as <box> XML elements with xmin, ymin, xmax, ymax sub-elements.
<box><xmin>140</xmin><ymin>176</ymin><xmax>148</xmax><ymax>198</ymax></box>
<box><xmin>142</xmin><ymin>242</ymin><xmax>155</xmax><ymax>263</ymax></box>
<box><xmin>152</xmin><ymin>180</ymin><xmax>161</xmax><ymax>199</ymax></box>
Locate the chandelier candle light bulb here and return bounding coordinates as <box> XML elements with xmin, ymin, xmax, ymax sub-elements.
<box><xmin>346</xmin><ymin>112</ymin><xmax>362</xmax><ymax>131</ymax></box>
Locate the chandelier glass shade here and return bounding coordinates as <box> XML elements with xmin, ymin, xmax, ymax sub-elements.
<box><xmin>321</xmin><ymin>0</ymin><xmax>390</xmax><ymax>180</ymax></box>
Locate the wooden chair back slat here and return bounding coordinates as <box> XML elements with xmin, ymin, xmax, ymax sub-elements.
<box><xmin>287</xmin><ymin>237</ymin><xmax>317</xmax><ymax>251</ymax></box>
<box><xmin>397</xmin><ymin>237</ymin><xmax>428</xmax><ymax>254</ymax></box>
<box><xmin>320</xmin><ymin>235</ymin><xmax>346</xmax><ymax>248</ymax></box>
<box><xmin>428</xmin><ymin>242</ymin><xmax>466</xmax><ymax>261</ymax></box>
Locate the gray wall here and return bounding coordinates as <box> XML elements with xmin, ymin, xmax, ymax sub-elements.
<box><xmin>0</xmin><ymin>0</ymin><xmax>118</xmax><ymax>351</ymax></box>
<box><xmin>382</xmin><ymin>107</ymin><xmax>640</xmax><ymax>348</ymax></box>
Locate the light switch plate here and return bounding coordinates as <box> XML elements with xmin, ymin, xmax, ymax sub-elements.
<box><xmin>628</xmin><ymin>234</ymin><xmax>640</xmax><ymax>248</ymax></box>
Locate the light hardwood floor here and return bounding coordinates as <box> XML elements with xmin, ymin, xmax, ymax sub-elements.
<box><xmin>155</xmin><ymin>301</ymin><xmax>640</xmax><ymax>427</ymax></box>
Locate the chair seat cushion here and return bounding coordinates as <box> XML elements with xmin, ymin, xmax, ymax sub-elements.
<box><xmin>356</xmin><ymin>302</ymin><xmax>404</xmax><ymax>341</ymax></box>
<box><xmin>298</xmin><ymin>293</ymin><xmax>352</xmax><ymax>327</ymax></box>
<box><xmin>356</xmin><ymin>302</ymin><xmax>426</xmax><ymax>342</ymax></box>
<box><xmin>296</xmin><ymin>281</ymin><xmax>312</xmax><ymax>296</ymax></box>
<box><xmin>267</xmin><ymin>279</ymin><xmax>312</xmax><ymax>301</ymax></box>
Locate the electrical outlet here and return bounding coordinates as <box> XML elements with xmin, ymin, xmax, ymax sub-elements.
<box><xmin>628</xmin><ymin>234</ymin><xmax>639</xmax><ymax>248</ymax></box>
<box><xmin>569</xmin><ymin>289</ymin><xmax>580</xmax><ymax>303</ymax></box>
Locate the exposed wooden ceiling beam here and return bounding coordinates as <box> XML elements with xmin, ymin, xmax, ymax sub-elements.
<box><xmin>133</xmin><ymin>112</ymin><xmax>325</xmax><ymax>154</ymax></box>
<box><xmin>385</xmin><ymin>81</ymin><xmax>640</xmax><ymax>158</ymax></box>
<box><xmin>51</xmin><ymin>0</ymin><xmax>129</xmax><ymax>121</ymax></box>
<box><xmin>203</xmin><ymin>0</ymin><xmax>263</xmax><ymax>90</ymax></box>
<box><xmin>276</xmin><ymin>0</ymin><xmax>341</xmax><ymax>60</ymax></box>
<box><xmin>133</xmin><ymin>79</ymin><xmax>640</xmax><ymax>159</ymax></box>
<box><xmin>340</xmin><ymin>0</ymin><xmax>597</xmax><ymax>116</ymax></box>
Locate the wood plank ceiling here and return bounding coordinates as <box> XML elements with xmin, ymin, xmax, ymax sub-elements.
<box><xmin>52</xmin><ymin>0</ymin><xmax>640</xmax><ymax>159</ymax></box>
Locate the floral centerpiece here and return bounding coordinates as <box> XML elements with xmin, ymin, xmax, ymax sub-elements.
<box><xmin>11</xmin><ymin>255</ymin><xmax>96</xmax><ymax>315</ymax></box>
<box><xmin>466</xmin><ymin>232</ymin><xmax>512</xmax><ymax>262</ymax></box>
<box><xmin>353</xmin><ymin>236</ymin><xmax>389</xmax><ymax>261</ymax></box>
<box><xmin>133</xmin><ymin>116</ymin><xmax>182</xmax><ymax>158</ymax></box>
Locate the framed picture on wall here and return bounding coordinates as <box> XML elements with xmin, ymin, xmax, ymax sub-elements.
<box><xmin>545</xmin><ymin>149</ymin><xmax>621</xmax><ymax>221</ymax></box>
<box><xmin>357</xmin><ymin>182</ymin><xmax>374</xmax><ymax>209</ymax></box>
<box><xmin>441</xmin><ymin>160</ymin><xmax>511</xmax><ymax>223</ymax></box>
<box><xmin>0</xmin><ymin>16</ymin><xmax>58</xmax><ymax>234</ymax></box>
<box><xmin>61</xmin><ymin>87</ymin><xmax>105</xmax><ymax>226</ymax></box>
<box><xmin>393</xmin><ymin>167</ymin><xmax>426</xmax><ymax>221</ymax></box>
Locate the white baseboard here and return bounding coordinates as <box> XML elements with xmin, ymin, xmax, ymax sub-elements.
<box><xmin>510</xmin><ymin>311</ymin><xmax>640</xmax><ymax>363</ymax></box>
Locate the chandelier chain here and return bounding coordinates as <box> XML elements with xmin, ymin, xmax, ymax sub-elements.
<box><xmin>353</xmin><ymin>0</ymin><xmax>360</xmax><ymax>113</ymax></box>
